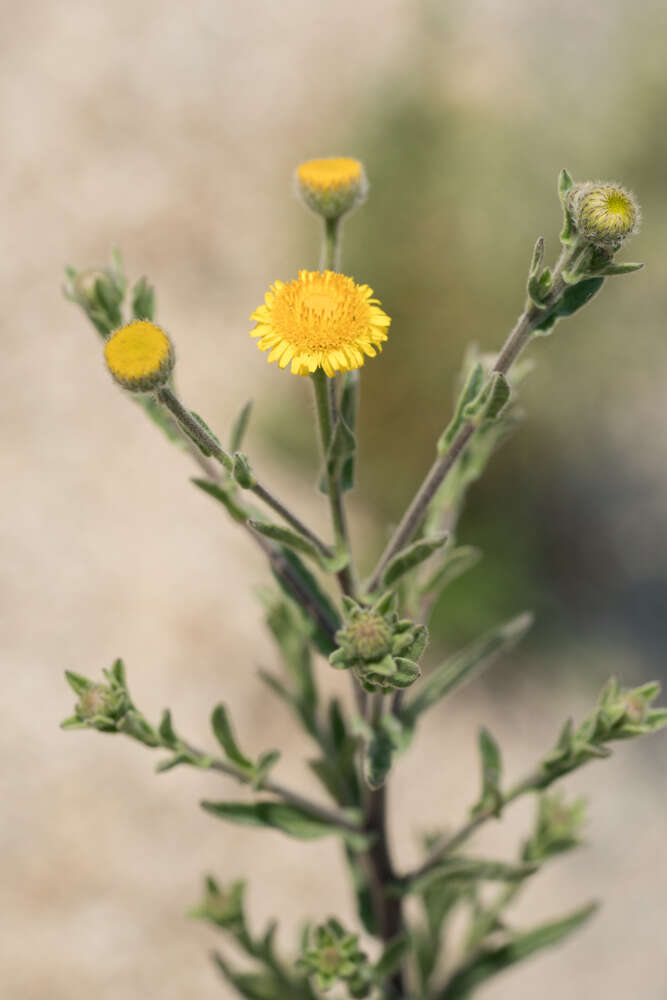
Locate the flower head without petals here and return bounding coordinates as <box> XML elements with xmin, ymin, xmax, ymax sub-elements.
<box><xmin>104</xmin><ymin>320</ymin><xmax>174</xmax><ymax>392</ymax></box>
<box><xmin>250</xmin><ymin>270</ymin><xmax>390</xmax><ymax>377</ymax></box>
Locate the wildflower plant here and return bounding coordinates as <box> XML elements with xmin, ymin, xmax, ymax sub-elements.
<box><xmin>62</xmin><ymin>160</ymin><xmax>665</xmax><ymax>999</ymax></box>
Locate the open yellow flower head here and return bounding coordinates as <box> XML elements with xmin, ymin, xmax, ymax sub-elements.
<box><xmin>104</xmin><ymin>320</ymin><xmax>175</xmax><ymax>392</ymax></box>
<box><xmin>570</xmin><ymin>182</ymin><xmax>639</xmax><ymax>249</ymax></box>
<box><xmin>250</xmin><ymin>270</ymin><xmax>390</xmax><ymax>378</ymax></box>
<box><xmin>296</xmin><ymin>157</ymin><xmax>368</xmax><ymax>219</ymax></box>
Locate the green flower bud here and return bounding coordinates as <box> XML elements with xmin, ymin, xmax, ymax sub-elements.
<box><xmin>298</xmin><ymin>919</ymin><xmax>371</xmax><ymax>996</ymax></box>
<box><xmin>569</xmin><ymin>182</ymin><xmax>640</xmax><ymax>249</ymax></box>
<box><xmin>190</xmin><ymin>877</ymin><xmax>245</xmax><ymax>930</ymax></box>
<box><xmin>330</xmin><ymin>596</ymin><xmax>427</xmax><ymax>693</ymax></box>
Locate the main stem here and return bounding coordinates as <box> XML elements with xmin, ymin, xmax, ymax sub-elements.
<box><xmin>316</xmin><ymin>213</ymin><xmax>406</xmax><ymax>993</ymax></box>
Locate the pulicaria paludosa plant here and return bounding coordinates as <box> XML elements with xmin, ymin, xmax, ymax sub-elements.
<box><xmin>62</xmin><ymin>160</ymin><xmax>665</xmax><ymax>999</ymax></box>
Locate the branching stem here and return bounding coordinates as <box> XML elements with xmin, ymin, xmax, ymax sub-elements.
<box><xmin>366</xmin><ymin>243</ymin><xmax>583</xmax><ymax>594</ymax></box>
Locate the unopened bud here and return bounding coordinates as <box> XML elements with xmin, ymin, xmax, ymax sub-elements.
<box><xmin>295</xmin><ymin>157</ymin><xmax>368</xmax><ymax>219</ymax></box>
<box><xmin>569</xmin><ymin>182</ymin><xmax>639</xmax><ymax>249</ymax></box>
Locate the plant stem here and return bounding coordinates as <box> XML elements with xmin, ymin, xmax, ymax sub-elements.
<box><xmin>311</xmin><ymin>369</ymin><xmax>358</xmax><ymax>596</ymax></box>
<box><xmin>156</xmin><ymin>386</ymin><xmax>333</xmax><ymax>559</ymax></box>
<box><xmin>179</xmin><ymin>739</ymin><xmax>362</xmax><ymax>834</ymax></box>
<box><xmin>362</xmin><ymin>782</ymin><xmax>405</xmax><ymax>996</ymax></box>
<box><xmin>365</xmin><ymin>245</ymin><xmax>580</xmax><ymax>595</ymax></box>
<box><xmin>322</xmin><ymin>216</ymin><xmax>341</xmax><ymax>271</ymax></box>
<box><xmin>401</xmin><ymin>771</ymin><xmax>543</xmax><ymax>885</ymax></box>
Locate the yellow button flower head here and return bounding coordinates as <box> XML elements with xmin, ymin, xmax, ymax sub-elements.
<box><xmin>570</xmin><ymin>182</ymin><xmax>639</xmax><ymax>248</ymax></box>
<box><xmin>296</xmin><ymin>157</ymin><xmax>368</xmax><ymax>219</ymax></box>
<box><xmin>250</xmin><ymin>270</ymin><xmax>390</xmax><ymax>378</ymax></box>
<box><xmin>104</xmin><ymin>320</ymin><xmax>175</xmax><ymax>392</ymax></box>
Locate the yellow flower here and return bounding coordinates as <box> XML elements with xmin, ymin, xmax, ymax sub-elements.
<box><xmin>250</xmin><ymin>270</ymin><xmax>390</xmax><ymax>378</ymax></box>
<box><xmin>570</xmin><ymin>183</ymin><xmax>639</xmax><ymax>248</ymax></box>
<box><xmin>104</xmin><ymin>320</ymin><xmax>174</xmax><ymax>392</ymax></box>
<box><xmin>296</xmin><ymin>157</ymin><xmax>368</xmax><ymax>218</ymax></box>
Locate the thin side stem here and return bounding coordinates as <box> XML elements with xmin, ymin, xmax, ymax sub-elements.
<box><xmin>366</xmin><ymin>245</ymin><xmax>580</xmax><ymax>594</ymax></box>
<box><xmin>180</xmin><ymin>739</ymin><xmax>362</xmax><ymax>834</ymax></box>
<box><xmin>401</xmin><ymin>771</ymin><xmax>543</xmax><ymax>885</ymax></box>
<box><xmin>156</xmin><ymin>386</ymin><xmax>333</xmax><ymax>559</ymax></box>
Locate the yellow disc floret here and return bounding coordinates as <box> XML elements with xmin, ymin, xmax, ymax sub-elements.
<box><xmin>250</xmin><ymin>270</ymin><xmax>390</xmax><ymax>378</ymax></box>
<box><xmin>104</xmin><ymin>320</ymin><xmax>175</xmax><ymax>392</ymax></box>
<box><xmin>571</xmin><ymin>183</ymin><xmax>639</xmax><ymax>248</ymax></box>
<box><xmin>296</xmin><ymin>157</ymin><xmax>368</xmax><ymax>218</ymax></box>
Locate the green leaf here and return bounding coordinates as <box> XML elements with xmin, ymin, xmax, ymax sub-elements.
<box><xmin>382</xmin><ymin>533</ymin><xmax>448</xmax><ymax>588</ymax></box>
<box><xmin>64</xmin><ymin>670</ymin><xmax>94</xmax><ymax>696</ymax></box>
<box><xmin>374</xmin><ymin>935</ymin><xmax>410</xmax><ymax>979</ymax></box>
<box><xmin>211</xmin><ymin>704</ymin><xmax>254</xmax><ymax>772</ymax></box>
<box><xmin>473</xmin><ymin>727</ymin><xmax>503</xmax><ymax>816</ymax></box>
<box><xmin>131</xmin><ymin>276</ymin><xmax>155</xmax><ymax>320</ymax></box>
<box><xmin>402</xmin><ymin>613</ymin><xmax>533</xmax><ymax>727</ymax></box>
<box><xmin>597</xmin><ymin>261</ymin><xmax>644</xmax><ymax>276</ymax></box>
<box><xmin>229</xmin><ymin>400</ymin><xmax>253</xmax><ymax>452</ymax></box>
<box><xmin>60</xmin><ymin>715</ymin><xmax>88</xmax><ymax>730</ymax></box>
<box><xmin>462</xmin><ymin>373</ymin><xmax>511</xmax><ymax>424</ymax></box>
<box><xmin>420</xmin><ymin>545</ymin><xmax>482</xmax><ymax>597</ymax></box>
<box><xmin>534</xmin><ymin>277</ymin><xmax>605</xmax><ymax>334</ymax></box>
<box><xmin>340</xmin><ymin>370</ymin><xmax>360</xmax><ymax>491</ymax></box>
<box><xmin>438</xmin><ymin>362</ymin><xmax>485</xmax><ymax>454</ymax></box>
<box><xmin>249</xmin><ymin>520</ymin><xmax>322</xmax><ymax>563</ymax></box>
<box><xmin>439</xmin><ymin>901</ymin><xmax>598</xmax><ymax>999</ymax></box>
<box><xmin>201</xmin><ymin>800</ymin><xmax>371</xmax><ymax>850</ymax></box>
<box><xmin>233</xmin><ymin>452</ymin><xmax>255</xmax><ymax>489</ymax></box>
<box><xmin>158</xmin><ymin>709</ymin><xmax>179</xmax><ymax>749</ymax></box>
<box><xmin>192</xmin><ymin>478</ymin><xmax>248</xmax><ymax>523</ymax></box>
<box><xmin>344</xmin><ymin>846</ymin><xmax>379</xmax><ymax>936</ymax></box>
<box><xmin>409</xmin><ymin>859</ymin><xmax>537</xmax><ymax>896</ymax></box>
<box><xmin>254</xmin><ymin>749</ymin><xmax>281</xmax><ymax>788</ymax></box>
<box><xmin>269</xmin><ymin>548</ymin><xmax>341</xmax><ymax>656</ymax></box>
<box><xmin>363</xmin><ymin>717</ymin><xmax>398</xmax><ymax>790</ymax></box>
<box><xmin>213</xmin><ymin>953</ymin><xmax>297</xmax><ymax>1000</ymax></box>
<box><xmin>327</xmin><ymin>413</ymin><xmax>356</xmax><ymax>476</ymax></box>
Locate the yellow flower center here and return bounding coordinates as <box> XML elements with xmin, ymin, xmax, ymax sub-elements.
<box><xmin>104</xmin><ymin>320</ymin><xmax>173</xmax><ymax>389</ymax></box>
<box><xmin>297</xmin><ymin>157</ymin><xmax>362</xmax><ymax>193</ymax></box>
<box><xmin>250</xmin><ymin>270</ymin><xmax>390</xmax><ymax>377</ymax></box>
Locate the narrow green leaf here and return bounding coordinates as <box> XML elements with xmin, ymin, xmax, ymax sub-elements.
<box><xmin>249</xmin><ymin>520</ymin><xmax>322</xmax><ymax>562</ymax></box>
<box><xmin>269</xmin><ymin>547</ymin><xmax>341</xmax><ymax>656</ymax></box>
<box><xmin>201</xmin><ymin>800</ymin><xmax>371</xmax><ymax>850</ymax></box>
<box><xmin>131</xmin><ymin>276</ymin><xmax>155</xmax><ymax>320</ymax></box>
<box><xmin>158</xmin><ymin>709</ymin><xmax>179</xmax><ymax>749</ymax></box>
<box><xmin>535</xmin><ymin>277</ymin><xmax>604</xmax><ymax>333</ymax></box>
<box><xmin>254</xmin><ymin>749</ymin><xmax>281</xmax><ymax>787</ymax></box>
<box><xmin>374</xmin><ymin>934</ymin><xmax>410</xmax><ymax>979</ymax></box>
<box><xmin>64</xmin><ymin>670</ymin><xmax>94</xmax><ymax>696</ymax></box>
<box><xmin>191</xmin><ymin>478</ymin><xmax>248</xmax><ymax>523</ymax></box>
<box><xmin>598</xmin><ymin>261</ymin><xmax>643</xmax><ymax>276</ymax></box>
<box><xmin>402</xmin><ymin>613</ymin><xmax>533</xmax><ymax>727</ymax></box>
<box><xmin>60</xmin><ymin>715</ymin><xmax>88</xmax><ymax>730</ymax></box>
<box><xmin>340</xmin><ymin>370</ymin><xmax>360</xmax><ymax>491</ymax></box>
<box><xmin>229</xmin><ymin>400</ymin><xmax>253</xmax><ymax>452</ymax></box>
<box><xmin>473</xmin><ymin>727</ymin><xmax>503</xmax><ymax>816</ymax></box>
<box><xmin>382</xmin><ymin>533</ymin><xmax>448</xmax><ymax>588</ymax></box>
<box><xmin>408</xmin><ymin>858</ymin><xmax>537</xmax><ymax>896</ymax></box>
<box><xmin>438</xmin><ymin>363</ymin><xmax>485</xmax><ymax>453</ymax></box>
<box><xmin>211</xmin><ymin>704</ymin><xmax>254</xmax><ymax>772</ymax></box>
<box><xmin>439</xmin><ymin>901</ymin><xmax>598</xmax><ymax>999</ymax></box>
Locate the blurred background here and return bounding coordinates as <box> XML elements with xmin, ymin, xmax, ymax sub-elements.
<box><xmin>2</xmin><ymin>0</ymin><xmax>667</xmax><ymax>996</ymax></box>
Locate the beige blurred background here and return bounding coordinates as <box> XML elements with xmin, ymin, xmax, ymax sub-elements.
<box><xmin>2</xmin><ymin>0</ymin><xmax>667</xmax><ymax>997</ymax></box>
